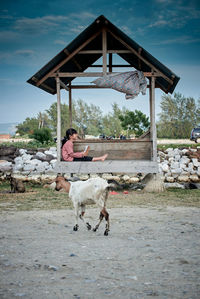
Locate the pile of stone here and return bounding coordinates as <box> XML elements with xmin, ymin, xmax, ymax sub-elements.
<box><xmin>158</xmin><ymin>148</ymin><xmax>200</xmax><ymax>183</ymax></box>
<box><xmin>0</xmin><ymin>145</ymin><xmax>200</xmax><ymax>184</ymax></box>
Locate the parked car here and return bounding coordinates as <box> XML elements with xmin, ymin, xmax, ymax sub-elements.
<box><xmin>190</xmin><ymin>127</ymin><xmax>200</xmax><ymax>143</ymax></box>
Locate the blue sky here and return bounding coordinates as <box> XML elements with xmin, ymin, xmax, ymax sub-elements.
<box><xmin>0</xmin><ymin>0</ymin><xmax>200</xmax><ymax>124</ymax></box>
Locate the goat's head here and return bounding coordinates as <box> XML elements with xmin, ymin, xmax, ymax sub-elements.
<box><xmin>55</xmin><ymin>176</ymin><xmax>71</xmax><ymax>193</ymax></box>
<box><xmin>55</xmin><ymin>176</ymin><xmax>66</xmax><ymax>191</ymax></box>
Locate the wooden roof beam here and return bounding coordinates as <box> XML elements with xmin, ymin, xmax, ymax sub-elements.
<box><xmin>64</xmin><ymin>49</ymin><xmax>82</xmax><ymax>71</ymax></box>
<box><xmin>78</xmin><ymin>50</ymin><xmax>132</xmax><ymax>54</ymax></box>
<box><xmin>51</xmin><ymin>72</ymin><xmax>160</xmax><ymax>77</ymax></box>
<box><xmin>36</xmin><ymin>30</ymin><xmax>102</xmax><ymax>87</ymax></box>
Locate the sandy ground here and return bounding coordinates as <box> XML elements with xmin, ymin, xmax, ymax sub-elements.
<box><xmin>0</xmin><ymin>206</ymin><xmax>199</xmax><ymax>299</ymax></box>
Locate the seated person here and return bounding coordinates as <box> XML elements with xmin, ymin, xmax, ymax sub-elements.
<box><xmin>62</xmin><ymin>128</ymin><xmax>108</xmax><ymax>162</ymax></box>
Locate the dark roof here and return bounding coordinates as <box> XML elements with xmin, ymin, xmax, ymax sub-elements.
<box><xmin>27</xmin><ymin>15</ymin><xmax>180</xmax><ymax>95</ymax></box>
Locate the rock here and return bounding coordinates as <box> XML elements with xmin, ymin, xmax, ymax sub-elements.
<box><xmin>0</xmin><ymin>161</ymin><xmax>12</xmax><ymax>172</ymax></box>
<box><xmin>13</xmin><ymin>164</ymin><xmax>23</xmax><ymax>171</ymax></box>
<box><xmin>35</xmin><ymin>152</ymin><xmax>46</xmax><ymax>161</ymax></box>
<box><xmin>197</xmin><ymin>167</ymin><xmax>200</xmax><ymax>176</ymax></box>
<box><xmin>190</xmin><ymin>174</ymin><xmax>199</xmax><ymax>182</ymax></box>
<box><xmin>171</xmin><ymin>168</ymin><xmax>182</xmax><ymax>175</ymax></box>
<box><xmin>14</xmin><ymin>156</ymin><xmax>23</xmax><ymax>164</ymax></box>
<box><xmin>122</xmin><ymin>175</ymin><xmax>130</xmax><ymax>182</ymax></box>
<box><xmin>19</xmin><ymin>149</ymin><xmax>27</xmax><ymax>155</ymax></box>
<box><xmin>161</xmin><ymin>163</ymin><xmax>169</xmax><ymax>173</ymax></box>
<box><xmin>164</xmin><ymin>182</ymin><xmax>185</xmax><ymax>189</ymax></box>
<box><xmin>192</xmin><ymin>158</ymin><xmax>200</xmax><ymax>168</ymax></box>
<box><xmin>23</xmin><ymin>164</ymin><xmax>36</xmax><ymax>171</ymax></box>
<box><xmin>129</xmin><ymin>177</ymin><xmax>139</xmax><ymax>183</ymax></box>
<box><xmin>174</xmin><ymin>154</ymin><xmax>181</xmax><ymax>161</ymax></box>
<box><xmin>165</xmin><ymin>176</ymin><xmax>175</xmax><ymax>182</ymax></box>
<box><xmin>26</xmin><ymin>159</ymin><xmax>42</xmax><ymax>166</ymax></box>
<box><xmin>22</xmin><ymin>154</ymin><xmax>32</xmax><ymax>162</ymax></box>
<box><xmin>182</xmin><ymin>149</ymin><xmax>189</xmax><ymax>154</ymax></box>
<box><xmin>180</xmin><ymin>157</ymin><xmax>190</xmax><ymax>165</ymax></box>
<box><xmin>170</xmin><ymin>161</ymin><xmax>180</xmax><ymax>169</ymax></box>
<box><xmin>177</xmin><ymin>175</ymin><xmax>190</xmax><ymax>182</ymax></box>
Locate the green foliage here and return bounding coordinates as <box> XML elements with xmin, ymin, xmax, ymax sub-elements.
<box><xmin>119</xmin><ymin>109</ymin><xmax>150</xmax><ymax>137</ymax></box>
<box><xmin>16</xmin><ymin>117</ymin><xmax>39</xmax><ymax>135</ymax></box>
<box><xmin>30</xmin><ymin>128</ymin><xmax>53</xmax><ymax>144</ymax></box>
<box><xmin>157</xmin><ymin>93</ymin><xmax>200</xmax><ymax>138</ymax></box>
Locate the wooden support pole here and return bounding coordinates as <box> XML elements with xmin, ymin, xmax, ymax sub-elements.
<box><xmin>102</xmin><ymin>29</ymin><xmax>107</xmax><ymax>75</ymax></box>
<box><xmin>56</xmin><ymin>77</ymin><xmax>61</xmax><ymax>162</ymax></box>
<box><xmin>69</xmin><ymin>82</ymin><xmax>72</xmax><ymax>127</ymax></box>
<box><xmin>149</xmin><ymin>76</ymin><xmax>157</xmax><ymax>162</ymax></box>
<box><xmin>109</xmin><ymin>53</ymin><xmax>112</xmax><ymax>72</ymax></box>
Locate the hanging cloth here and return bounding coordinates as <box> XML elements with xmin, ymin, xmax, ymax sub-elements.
<box><xmin>92</xmin><ymin>71</ymin><xmax>147</xmax><ymax>99</ymax></box>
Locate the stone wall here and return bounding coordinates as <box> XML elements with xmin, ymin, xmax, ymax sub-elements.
<box><xmin>0</xmin><ymin>145</ymin><xmax>200</xmax><ymax>184</ymax></box>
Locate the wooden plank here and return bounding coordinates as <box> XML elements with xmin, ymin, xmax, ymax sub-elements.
<box><xmin>89</xmin><ymin>64</ymin><xmax>133</xmax><ymax>67</ymax></box>
<box><xmin>78</xmin><ymin>50</ymin><xmax>132</xmax><ymax>54</ymax></box>
<box><xmin>59</xmin><ymin>79</ymin><xmax>69</xmax><ymax>91</ymax></box>
<box><xmin>36</xmin><ymin>30</ymin><xmax>101</xmax><ymax>87</ymax></box>
<box><xmin>54</xmin><ymin>160</ymin><xmax>158</xmax><ymax>174</ymax></box>
<box><xmin>64</xmin><ymin>49</ymin><xmax>82</xmax><ymax>70</ymax></box>
<box><xmin>108</xmin><ymin>29</ymin><xmax>174</xmax><ymax>85</ymax></box>
<box><xmin>51</xmin><ymin>72</ymin><xmax>159</xmax><ymax>78</ymax></box>
<box><xmin>73</xmin><ymin>140</ymin><xmax>151</xmax><ymax>160</ymax></box>
<box><xmin>56</xmin><ymin>78</ymin><xmax>61</xmax><ymax>162</ymax></box>
<box><xmin>32</xmin><ymin>76</ymin><xmax>55</xmax><ymax>93</ymax></box>
<box><xmin>69</xmin><ymin>84</ymin><xmax>152</xmax><ymax>89</ymax></box>
<box><xmin>102</xmin><ymin>29</ymin><xmax>107</xmax><ymax>75</ymax></box>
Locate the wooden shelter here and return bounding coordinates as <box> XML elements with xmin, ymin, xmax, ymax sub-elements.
<box><xmin>27</xmin><ymin>15</ymin><xmax>179</xmax><ymax>174</ymax></box>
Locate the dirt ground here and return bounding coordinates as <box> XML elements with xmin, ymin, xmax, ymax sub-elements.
<box><xmin>0</xmin><ymin>184</ymin><xmax>200</xmax><ymax>299</ymax></box>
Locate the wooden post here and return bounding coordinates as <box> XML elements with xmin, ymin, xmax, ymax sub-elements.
<box><xmin>56</xmin><ymin>77</ymin><xmax>61</xmax><ymax>162</ymax></box>
<box><xmin>109</xmin><ymin>53</ymin><xmax>112</xmax><ymax>72</ymax></box>
<box><xmin>69</xmin><ymin>82</ymin><xmax>72</xmax><ymax>127</ymax></box>
<box><xmin>102</xmin><ymin>29</ymin><xmax>107</xmax><ymax>75</ymax></box>
<box><xmin>149</xmin><ymin>76</ymin><xmax>157</xmax><ymax>162</ymax></box>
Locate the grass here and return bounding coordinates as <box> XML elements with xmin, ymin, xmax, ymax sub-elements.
<box><xmin>0</xmin><ymin>181</ymin><xmax>200</xmax><ymax>212</ymax></box>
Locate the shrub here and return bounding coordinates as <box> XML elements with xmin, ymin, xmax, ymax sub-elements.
<box><xmin>30</xmin><ymin>128</ymin><xmax>53</xmax><ymax>144</ymax></box>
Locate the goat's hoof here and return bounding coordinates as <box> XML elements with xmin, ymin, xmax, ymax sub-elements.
<box><xmin>73</xmin><ymin>224</ymin><xmax>79</xmax><ymax>231</ymax></box>
<box><xmin>93</xmin><ymin>227</ymin><xmax>97</xmax><ymax>232</ymax></box>
<box><xmin>86</xmin><ymin>223</ymin><xmax>91</xmax><ymax>230</ymax></box>
<box><xmin>104</xmin><ymin>229</ymin><xmax>109</xmax><ymax>236</ymax></box>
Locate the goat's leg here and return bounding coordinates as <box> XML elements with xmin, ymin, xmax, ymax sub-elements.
<box><xmin>73</xmin><ymin>203</ymin><xmax>79</xmax><ymax>231</ymax></box>
<box><xmin>79</xmin><ymin>205</ymin><xmax>91</xmax><ymax>230</ymax></box>
<box><xmin>93</xmin><ymin>211</ymin><xmax>104</xmax><ymax>232</ymax></box>
<box><xmin>101</xmin><ymin>207</ymin><xmax>110</xmax><ymax>236</ymax></box>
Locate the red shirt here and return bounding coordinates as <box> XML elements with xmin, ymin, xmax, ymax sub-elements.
<box><xmin>62</xmin><ymin>140</ymin><xmax>83</xmax><ymax>161</ymax></box>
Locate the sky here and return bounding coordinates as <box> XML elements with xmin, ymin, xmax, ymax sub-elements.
<box><xmin>0</xmin><ymin>0</ymin><xmax>200</xmax><ymax>125</ymax></box>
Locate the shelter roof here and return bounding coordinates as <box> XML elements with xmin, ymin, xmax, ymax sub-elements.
<box><xmin>27</xmin><ymin>15</ymin><xmax>180</xmax><ymax>95</ymax></box>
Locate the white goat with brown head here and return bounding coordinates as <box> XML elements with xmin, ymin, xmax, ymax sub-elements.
<box><xmin>55</xmin><ymin>176</ymin><xmax>112</xmax><ymax>235</ymax></box>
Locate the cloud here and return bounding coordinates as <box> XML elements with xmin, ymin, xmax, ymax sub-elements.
<box><xmin>15</xmin><ymin>49</ymin><xmax>35</xmax><ymax>57</ymax></box>
<box><xmin>154</xmin><ymin>36</ymin><xmax>200</xmax><ymax>45</ymax></box>
<box><xmin>54</xmin><ymin>39</ymin><xmax>67</xmax><ymax>45</ymax></box>
<box><xmin>14</xmin><ymin>15</ymin><xmax>68</xmax><ymax>34</ymax></box>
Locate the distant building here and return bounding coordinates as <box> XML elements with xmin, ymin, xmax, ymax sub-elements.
<box><xmin>0</xmin><ymin>134</ymin><xmax>11</xmax><ymax>139</ymax></box>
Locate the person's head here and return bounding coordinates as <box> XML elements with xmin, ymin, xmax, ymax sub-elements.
<box><xmin>62</xmin><ymin>128</ymin><xmax>78</xmax><ymax>147</ymax></box>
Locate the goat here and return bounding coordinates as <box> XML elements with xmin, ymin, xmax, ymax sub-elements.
<box><xmin>55</xmin><ymin>176</ymin><xmax>112</xmax><ymax>236</ymax></box>
<box><xmin>7</xmin><ymin>174</ymin><xmax>25</xmax><ymax>193</ymax></box>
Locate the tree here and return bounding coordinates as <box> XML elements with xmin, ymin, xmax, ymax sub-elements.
<box><xmin>119</xmin><ymin>110</ymin><xmax>150</xmax><ymax>137</ymax></box>
<box><xmin>157</xmin><ymin>93</ymin><xmax>200</xmax><ymax>138</ymax></box>
<box><xmin>46</xmin><ymin>102</ymin><xmax>72</xmax><ymax>137</ymax></box>
<box><xmin>73</xmin><ymin>99</ymin><xmax>103</xmax><ymax>136</ymax></box>
<box><xmin>16</xmin><ymin>117</ymin><xmax>39</xmax><ymax>136</ymax></box>
<box><xmin>30</xmin><ymin>128</ymin><xmax>53</xmax><ymax>144</ymax></box>
<box><xmin>102</xmin><ymin>103</ymin><xmax>126</xmax><ymax>137</ymax></box>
